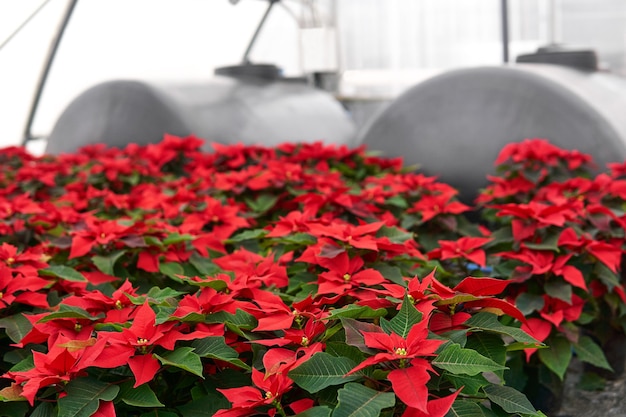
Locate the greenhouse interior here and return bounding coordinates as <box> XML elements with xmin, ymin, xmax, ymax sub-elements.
<box><xmin>2</xmin><ymin>1</ymin><xmax>626</xmax><ymax>416</ymax></box>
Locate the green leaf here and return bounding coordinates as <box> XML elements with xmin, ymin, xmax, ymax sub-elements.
<box><xmin>294</xmin><ymin>406</ymin><xmax>333</xmax><ymax>417</ymax></box>
<box><xmin>465</xmin><ymin>333</ymin><xmax>507</xmax><ymax>380</ymax></box>
<box><xmin>483</xmin><ymin>385</ymin><xmax>537</xmax><ymax>415</ymax></box>
<box><xmin>143</xmin><ymin>236</ymin><xmax>164</xmax><ymax>249</ymax></box>
<box><xmin>443</xmin><ymin>372</ymin><xmax>490</xmax><ymax>396</ymax></box>
<box><xmin>577</xmin><ymin>372</ymin><xmax>606</xmax><ymax>391</ymax></box>
<box><xmin>325</xmin><ymin>342</ymin><xmax>365</xmax><ymax>365</ymax></box>
<box><xmin>270</xmin><ymin>232</ymin><xmax>315</xmax><ymax>245</ymax></box>
<box><xmin>594</xmin><ymin>262</ymin><xmax>621</xmax><ymax>289</ymax></box>
<box><xmin>139</xmin><ymin>411</ymin><xmax>179</xmax><ymax>417</ymax></box>
<box><xmin>573</xmin><ymin>336</ymin><xmax>613</xmax><ymax>371</ymax></box>
<box><xmin>37</xmin><ymin>305</ymin><xmax>103</xmax><ymax>323</ymax></box>
<box><xmin>245</xmin><ymin>194</ymin><xmax>279</xmax><ymax>214</ymax></box>
<box><xmin>28</xmin><ymin>402</ymin><xmax>55</xmax><ymax>417</ymax></box>
<box><xmin>162</xmin><ymin>233</ymin><xmax>195</xmax><ymax>245</ymax></box>
<box><xmin>515</xmin><ymin>293</ymin><xmax>544</xmax><ymax>316</ymax></box>
<box><xmin>289</xmin><ymin>352</ymin><xmax>360</xmax><ymax>393</ymax></box>
<box><xmin>8</xmin><ymin>356</ymin><xmax>34</xmax><ymax>373</ymax></box>
<box><xmin>146</xmin><ymin>286</ymin><xmax>185</xmax><ymax>303</ymax></box>
<box><xmin>191</xmin><ymin>337</ymin><xmax>250</xmax><ymax>370</ymax></box>
<box><xmin>57</xmin><ymin>378</ymin><xmax>119</xmax><ymax>417</ymax></box>
<box><xmin>0</xmin><ymin>314</ymin><xmax>33</xmax><ymax>343</ymax></box>
<box><xmin>523</xmin><ymin>233</ymin><xmax>560</xmax><ymax>251</ymax></box>
<box><xmin>465</xmin><ymin>313</ymin><xmax>541</xmax><ymax>345</ymax></box>
<box><xmin>39</xmin><ymin>265</ymin><xmax>87</xmax><ymax>282</ymax></box>
<box><xmin>432</xmin><ymin>343</ymin><xmax>507</xmax><ymax>376</ymax></box>
<box><xmin>371</xmin><ymin>264</ymin><xmax>405</xmax><ymax>286</ymax></box>
<box><xmin>119</xmin><ymin>382</ymin><xmax>164</xmax><ymax>407</ymax></box>
<box><xmin>445</xmin><ymin>400</ymin><xmax>490</xmax><ymax>417</ymax></box>
<box><xmin>159</xmin><ymin>262</ymin><xmax>185</xmax><ymax>281</ymax></box>
<box><xmin>376</xmin><ymin>225</ymin><xmax>414</xmax><ymax>243</ymax></box>
<box><xmin>91</xmin><ymin>250</ymin><xmax>125</xmax><ymax>275</ymax></box>
<box><xmin>331</xmin><ymin>383</ymin><xmax>395</xmax><ymax>417</ymax></box>
<box><xmin>155</xmin><ymin>347</ymin><xmax>204</xmax><ymax>378</ymax></box>
<box><xmin>327</xmin><ymin>304</ymin><xmax>387</xmax><ymax>320</ymax></box>
<box><xmin>227</xmin><ymin>228</ymin><xmax>269</xmax><ymax>242</ymax></box>
<box><xmin>538</xmin><ymin>335</ymin><xmax>571</xmax><ymax>381</ymax></box>
<box><xmin>544</xmin><ymin>280</ymin><xmax>572</xmax><ymax>303</ymax></box>
<box><xmin>205</xmin><ymin>309</ymin><xmax>257</xmax><ymax>332</ymax></box>
<box><xmin>384</xmin><ymin>293</ymin><xmax>422</xmax><ymax>338</ymax></box>
<box><xmin>385</xmin><ymin>195</ymin><xmax>408</xmax><ymax>209</ymax></box>
<box><xmin>176</xmin><ymin>393</ymin><xmax>231</xmax><ymax>417</ymax></box>
<box><xmin>189</xmin><ymin>252</ymin><xmax>222</xmax><ymax>276</ymax></box>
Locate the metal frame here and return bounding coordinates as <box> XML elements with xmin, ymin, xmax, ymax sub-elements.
<box><xmin>501</xmin><ymin>0</ymin><xmax>510</xmax><ymax>63</ymax></box>
<box><xmin>21</xmin><ymin>0</ymin><xmax>79</xmax><ymax>145</ymax></box>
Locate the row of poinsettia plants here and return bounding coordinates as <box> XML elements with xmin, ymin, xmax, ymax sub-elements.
<box><xmin>0</xmin><ymin>136</ymin><xmax>625</xmax><ymax>417</ymax></box>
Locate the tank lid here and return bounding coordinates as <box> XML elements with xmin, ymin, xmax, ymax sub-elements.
<box><xmin>516</xmin><ymin>45</ymin><xmax>598</xmax><ymax>72</ymax></box>
<box><xmin>214</xmin><ymin>63</ymin><xmax>283</xmax><ymax>80</ymax></box>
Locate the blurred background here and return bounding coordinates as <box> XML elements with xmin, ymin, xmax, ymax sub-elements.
<box><xmin>1</xmin><ymin>0</ymin><xmax>626</xmax><ymax>151</ymax></box>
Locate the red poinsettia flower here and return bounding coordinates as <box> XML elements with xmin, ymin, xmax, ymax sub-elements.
<box><xmin>315</xmin><ymin>251</ymin><xmax>386</xmax><ymax>296</ymax></box>
<box><xmin>215</xmin><ymin>348</ymin><xmax>300</xmax><ymax>417</ymax></box>
<box><xmin>0</xmin><ymin>242</ymin><xmax>49</xmax><ymax>276</ymax></box>
<box><xmin>106</xmin><ymin>302</ymin><xmax>200</xmax><ymax>387</ymax></box>
<box><xmin>69</xmin><ymin>215</ymin><xmax>131</xmax><ymax>259</ymax></box>
<box><xmin>492</xmin><ymin>201</ymin><xmax>577</xmax><ymax>241</ymax></box>
<box><xmin>346</xmin><ymin>307</ymin><xmax>444</xmax><ymax>412</ymax></box>
<box><xmin>496</xmin><ymin>248</ymin><xmax>587</xmax><ymax>290</ymax></box>
<box><xmin>428</xmin><ymin>236</ymin><xmax>492</xmax><ymax>267</ymax></box>
<box><xmin>5</xmin><ymin>335</ymin><xmax>111</xmax><ymax>405</ymax></box>
<box><xmin>408</xmin><ymin>190</ymin><xmax>470</xmax><ymax>222</ymax></box>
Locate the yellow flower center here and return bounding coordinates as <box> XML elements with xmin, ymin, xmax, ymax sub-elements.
<box><xmin>407</xmin><ymin>294</ymin><xmax>415</xmax><ymax>304</ymax></box>
<box><xmin>115</xmin><ymin>300</ymin><xmax>123</xmax><ymax>310</ymax></box>
<box><xmin>0</xmin><ymin>291</ymin><xmax>4</xmax><ymax>299</ymax></box>
<box><xmin>343</xmin><ymin>273</ymin><xmax>351</xmax><ymax>282</ymax></box>
<box><xmin>301</xmin><ymin>336</ymin><xmax>309</xmax><ymax>347</ymax></box>
<box><xmin>395</xmin><ymin>348</ymin><xmax>408</xmax><ymax>356</ymax></box>
<box><xmin>265</xmin><ymin>391</ymin><xmax>274</xmax><ymax>400</ymax></box>
<box><xmin>137</xmin><ymin>338</ymin><xmax>149</xmax><ymax>345</ymax></box>
<box><xmin>6</xmin><ymin>257</ymin><xmax>15</xmax><ymax>265</ymax></box>
<box><xmin>74</xmin><ymin>323</ymin><xmax>82</xmax><ymax>332</ymax></box>
<box><xmin>100</xmin><ymin>233</ymin><xmax>106</xmax><ymax>239</ymax></box>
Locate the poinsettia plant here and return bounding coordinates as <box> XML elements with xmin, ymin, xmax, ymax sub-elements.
<box><xmin>475</xmin><ymin>139</ymin><xmax>626</xmax><ymax>403</ymax></box>
<box><xmin>0</xmin><ymin>137</ymin><xmax>551</xmax><ymax>417</ymax></box>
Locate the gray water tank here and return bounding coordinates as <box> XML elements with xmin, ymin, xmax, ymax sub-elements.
<box><xmin>45</xmin><ymin>76</ymin><xmax>356</xmax><ymax>153</ymax></box>
<box><xmin>358</xmin><ymin>64</ymin><xmax>626</xmax><ymax>202</ymax></box>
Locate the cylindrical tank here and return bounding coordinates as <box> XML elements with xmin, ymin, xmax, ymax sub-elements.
<box><xmin>45</xmin><ymin>76</ymin><xmax>356</xmax><ymax>153</ymax></box>
<box><xmin>357</xmin><ymin>64</ymin><xmax>626</xmax><ymax>202</ymax></box>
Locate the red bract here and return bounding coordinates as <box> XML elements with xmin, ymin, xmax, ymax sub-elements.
<box><xmin>106</xmin><ymin>302</ymin><xmax>198</xmax><ymax>386</ymax></box>
<box><xmin>0</xmin><ymin>266</ymin><xmax>49</xmax><ymax>309</ymax></box>
<box><xmin>215</xmin><ymin>350</ymin><xmax>296</xmax><ymax>417</ymax></box>
<box><xmin>497</xmin><ymin>249</ymin><xmax>587</xmax><ymax>290</ymax></box>
<box><xmin>408</xmin><ymin>190</ymin><xmax>470</xmax><ymax>222</ymax></box>
<box><xmin>491</xmin><ymin>201</ymin><xmax>577</xmax><ymax>241</ymax></box>
<box><xmin>346</xmin><ymin>310</ymin><xmax>443</xmax><ymax>412</ymax></box>
<box><xmin>315</xmin><ymin>251</ymin><xmax>386</xmax><ymax>296</ymax></box>
<box><xmin>5</xmin><ymin>335</ymin><xmax>109</xmax><ymax>404</ymax></box>
<box><xmin>428</xmin><ymin>236</ymin><xmax>492</xmax><ymax>267</ymax></box>
<box><xmin>69</xmin><ymin>216</ymin><xmax>131</xmax><ymax>259</ymax></box>
<box><xmin>384</xmin><ymin>271</ymin><xmax>525</xmax><ymax>324</ymax></box>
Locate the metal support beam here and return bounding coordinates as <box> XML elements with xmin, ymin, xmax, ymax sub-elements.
<box><xmin>242</xmin><ymin>0</ymin><xmax>278</xmax><ymax>64</ymax></box>
<box><xmin>501</xmin><ymin>0</ymin><xmax>510</xmax><ymax>63</ymax></box>
<box><xmin>22</xmin><ymin>0</ymin><xmax>79</xmax><ymax>145</ymax></box>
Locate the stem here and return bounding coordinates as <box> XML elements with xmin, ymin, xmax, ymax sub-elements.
<box><xmin>274</xmin><ymin>400</ymin><xmax>288</xmax><ymax>417</ymax></box>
